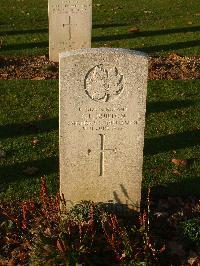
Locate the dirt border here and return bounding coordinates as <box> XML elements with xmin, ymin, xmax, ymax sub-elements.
<box><xmin>0</xmin><ymin>54</ymin><xmax>200</xmax><ymax>80</ymax></box>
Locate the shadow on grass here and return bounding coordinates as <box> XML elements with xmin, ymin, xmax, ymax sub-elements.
<box><xmin>1</xmin><ymin>41</ymin><xmax>48</xmax><ymax>51</ymax></box>
<box><xmin>0</xmin><ymin>28</ymin><xmax>48</xmax><ymax>36</ymax></box>
<box><xmin>93</xmin><ymin>25</ymin><xmax>200</xmax><ymax>42</ymax></box>
<box><xmin>0</xmin><ymin>156</ymin><xmax>59</xmax><ymax>192</ymax></box>
<box><xmin>144</xmin><ymin>175</ymin><xmax>200</xmax><ymax>198</ymax></box>
<box><xmin>2</xmin><ymin>25</ymin><xmax>199</xmax><ymax>53</ymax></box>
<box><xmin>144</xmin><ymin>129</ymin><xmax>200</xmax><ymax>156</ymax></box>
<box><xmin>93</xmin><ymin>23</ymin><xmax>129</xmax><ymax>29</ymax></box>
<box><xmin>139</xmin><ymin>40</ymin><xmax>200</xmax><ymax>53</ymax></box>
<box><xmin>146</xmin><ymin>99</ymin><xmax>196</xmax><ymax>114</ymax></box>
<box><xmin>111</xmin><ymin>176</ymin><xmax>200</xmax><ymax>210</ymax></box>
<box><xmin>0</xmin><ymin>117</ymin><xmax>58</xmax><ymax>139</ymax></box>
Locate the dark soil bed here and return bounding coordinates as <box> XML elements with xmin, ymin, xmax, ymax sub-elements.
<box><xmin>0</xmin><ymin>54</ymin><xmax>200</xmax><ymax>80</ymax></box>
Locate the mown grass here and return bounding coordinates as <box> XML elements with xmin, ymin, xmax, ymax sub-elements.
<box><xmin>0</xmin><ymin>81</ymin><xmax>59</xmax><ymax>200</ymax></box>
<box><xmin>144</xmin><ymin>80</ymin><xmax>200</xmax><ymax>197</ymax></box>
<box><xmin>0</xmin><ymin>0</ymin><xmax>199</xmax><ymax>56</ymax></box>
<box><xmin>0</xmin><ymin>80</ymin><xmax>199</xmax><ymax>201</ymax></box>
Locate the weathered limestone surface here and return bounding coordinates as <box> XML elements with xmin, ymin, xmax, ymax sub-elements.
<box><xmin>48</xmin><ymin>0</ymin><xmax>92</xmax><ymax>62</ymax></box>
<box><xmin>59</xmin><ymin>48</ymin><xmax>148</xmax><ymax>211</ymax></box>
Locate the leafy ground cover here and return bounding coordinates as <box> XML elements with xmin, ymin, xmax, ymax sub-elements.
<box><xmin>0</xmin><ymin>0</ymin><xmax>199</xmax><ymax>56</ymax></box>
<box><xmin>0</xmin><ymin>178</ymin><xmax>200</xmax><ymax>266</ymax></box>
<box><xmin>0</xmin><ymin>80</ymin><xmax>199</xmax><ymax>201</ymax></box>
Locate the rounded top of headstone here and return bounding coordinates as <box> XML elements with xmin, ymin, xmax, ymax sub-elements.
<box><xmin>59</xmin><ymin>48</ymin><xmax>148</xmax><ymax>61</ymax></box>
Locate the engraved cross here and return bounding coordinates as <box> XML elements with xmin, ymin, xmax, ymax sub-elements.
<box><xmin>63</xmin><ymin>16</ymin><xmax>72</xmax><ymax>40</ymax></box>
<box><xmin>99</xmin><ymin>134</ymin><xmax>117</xmax><ymax>176</ymax></box>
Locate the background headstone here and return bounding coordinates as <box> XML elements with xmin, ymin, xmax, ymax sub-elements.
<box><xmin>60</xmin><ymin>48</ymin><xmax>148</xmax><ymax>211</ymax></box>
<box><xmin>48</xmin><ymin>0</ymin><xmax>92</xmax><ymax>62</ymax></box>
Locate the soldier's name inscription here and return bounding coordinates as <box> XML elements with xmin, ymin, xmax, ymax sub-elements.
<box><xmin>65</xmin><ymin>107</ymin><xmax>139</xmax><ymax>131</ymax></box>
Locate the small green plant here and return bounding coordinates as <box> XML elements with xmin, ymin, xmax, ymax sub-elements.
<box><xmin>180</xmin><ymin>218</ymin><xmax>200</xmax><ymax>248</ymax></box>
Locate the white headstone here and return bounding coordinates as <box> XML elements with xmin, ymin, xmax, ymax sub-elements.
<box><xmin>48</xmin><ymin>0</ymin><xmax>92</xmax><ymax>62</ymax></box>
<box><xmin>59</xmin><ymin>48</ymin><xmax>148</xmax><ymax>211</ymax></box>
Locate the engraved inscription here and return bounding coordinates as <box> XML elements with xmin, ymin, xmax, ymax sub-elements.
<box><xmin>66</xmin><ymin>107</ymin><xmax>139</xmax><ymax>131</ymax></box>
<box><xmin>84</xmin><ymin>65</ymin><xmax>124</xmax><ymax>102</ymax></box>
<box><xmin>51</xmin><ymin>2</ymin><xmax>91</xmax><ymax>15</ymax></box>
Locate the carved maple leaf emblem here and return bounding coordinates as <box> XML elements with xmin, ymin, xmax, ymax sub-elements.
<box><xmin>85</xmin><ymin>64</ymin><xmax>124</xmax><ymax>102</ymax></box>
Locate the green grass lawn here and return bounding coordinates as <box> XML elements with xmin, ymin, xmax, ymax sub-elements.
<box><xmin>0</xmin><ymin>81</ymin><xmax>59</xmax><ymax>200</ymax></box>
<box><xmin>0</xmin><ymin>0</ymin><xmax>199</xmax><ymax>200</ymax></box>
<box><xmin>0</xmin><ymin>0</ymin><xmax>199</xmax><ymax>56</ymax></box>
<box><xmin>0</xmin><ymin>80</ymin><xmax>199</xmax><ymax>201</ymax></box>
